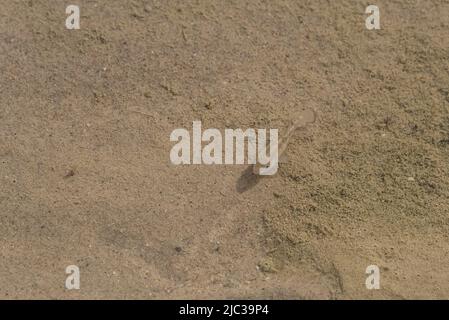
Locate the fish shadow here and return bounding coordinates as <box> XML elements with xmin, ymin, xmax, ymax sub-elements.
<box><xmin>236</xmin><ymin>166</ymin><xmax>261</xmax><ymax>193</ymax></box>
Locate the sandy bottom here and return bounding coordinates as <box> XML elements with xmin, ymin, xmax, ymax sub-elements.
<box><xmin>1</xmin><ymin>0</ymin><xmax>448</xmax><ymax>299</ymax></box>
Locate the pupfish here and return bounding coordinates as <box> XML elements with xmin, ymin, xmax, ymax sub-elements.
<box><xmin>253</xmin><ymin>109</ymin><xmax>316</xmax><ymax>175</ymax></box>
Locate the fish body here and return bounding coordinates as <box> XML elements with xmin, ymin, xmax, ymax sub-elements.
<box><xmin>253</xmin><ymin>109</ymin><xmax>316</xmax><ymax>175</ymax></box>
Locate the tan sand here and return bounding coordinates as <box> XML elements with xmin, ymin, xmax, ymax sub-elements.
<box><xmin>0</xmin><ymin>0</ymin><xmax>448</xmax><ymax>299</ymax></box>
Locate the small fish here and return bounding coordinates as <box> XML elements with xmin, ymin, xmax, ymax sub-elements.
<box><xmin>253</xmin><ymin>109</ymin><xmax>316</xmax><ymax>175</ymax></box>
